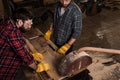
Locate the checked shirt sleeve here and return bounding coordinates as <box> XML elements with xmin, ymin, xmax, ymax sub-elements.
<box><xmin>72</xmin><ymin>10</ymin><xmax>82</xmax><ymax>39</ymax></box>
<box><xmin>7</xmin><ymin>26</ymin><xmax>34</xmax><ymax>65</ymax></box>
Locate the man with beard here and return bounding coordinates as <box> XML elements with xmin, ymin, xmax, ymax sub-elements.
<box><xmin>45</xmin><ymin>0</ymin><xmax>82</xmax><ymax>55</ymax></box>
<box><xmin>44</xmin><ymin>0</ymin><xmax>92</xmax><ymax>80</ymax></box>
<box><xmin>0</xmin><ymin>8</ymin><xmax>50</xmax><ymax>80</ymax></box>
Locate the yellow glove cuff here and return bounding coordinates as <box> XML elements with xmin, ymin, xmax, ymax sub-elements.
<box><xmin>57</xmin><ymin>49</ymin><xmax>65</xmax><ymax>55</ymax></box>
<box><xmin>63</xmin><ymin>43</ymin><xmax>71</xmax><ymax>50</ymax></box>
<box><xmin>44</xmin><ymin>30</ymin><xmax>52</xmax><ymax>40</ymax></box>
<box><xmin>57</xmin><ymin>43</ymin><xmax>71</xmax><ymax>55</ymax></box>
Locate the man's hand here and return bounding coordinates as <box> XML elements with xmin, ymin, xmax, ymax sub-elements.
<box><xmin>44</xmin><ymin>30</ymin><xmax>52</xmax><ymax>40</ymax></box>
<box><xmin>36</xmin><ymin>62</ymin><xmax>50</xmax><ymax>72</ymax></box>
<box><xmin>31</xmin><ymin>52</ymin><xmax>44</xmax><ymax>61</ymax></box>
<box><xmin>57</xmin><ymin>43</ymin><xmax>71</xmax><ymax>55</ymax></box>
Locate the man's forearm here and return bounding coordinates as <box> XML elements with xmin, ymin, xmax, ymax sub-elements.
<box><xmin>29</xmin><ymin>62</ymin><xmax>37</xmax><ymax>70</ymax></box>
<box><xmin>67</xmin><ymin>37</ymin><xmax>76</xmax><ymax>46</ymax></box>
<box><xmin>50</xmin><ymin>23</ymin><xmax>54</xmax><ymax>31</ymax></box>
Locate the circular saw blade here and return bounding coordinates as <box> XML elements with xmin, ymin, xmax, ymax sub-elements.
<box><xmin>58</xmin><ymin>51</ymin><xmax>92</xmax><ymax>76</ymax></box>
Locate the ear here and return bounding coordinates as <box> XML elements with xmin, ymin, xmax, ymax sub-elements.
<box><xmin>17</xmin><ymin>19</ymin><xmax>23</xmax><ymax>27</ymax></box>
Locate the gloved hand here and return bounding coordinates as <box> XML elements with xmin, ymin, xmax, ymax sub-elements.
<box><xmin>36</xmin><ymin>62</ymin><xmax>50</xmax><ymax>72</ymax></box>
<box><xmin>31</xmin><ymin>52</ymin><xmax>44</xmax><ymax>61</ymax></box>
<box><xmin>57</xmin><ymin>43</ymin><xmax>71</xmax><ymax>55</ymax></box>
<box><xmin>44</xmin><ymin>30</ymin><xmax>52</xmax><ymax>40</ymax></box>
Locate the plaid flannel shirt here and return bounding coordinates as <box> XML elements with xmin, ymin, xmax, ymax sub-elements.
<box><xmin>0</xmin><ymin>19</ymin><xmax>34</xmax><ymax>80</ymax></box>
<box><xmin>53</xmin><ymin>1</ymin><xmax>82</xmax><ymax>46</ymax></box>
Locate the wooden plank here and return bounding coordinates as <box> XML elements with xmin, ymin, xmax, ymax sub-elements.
<box><xmin>23</xmin><ymin>27</ymin><xmax>64</xmax><ymax>80</ymax></box>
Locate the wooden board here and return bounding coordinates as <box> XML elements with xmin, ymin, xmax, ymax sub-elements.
<box><xmin>23</xmin><ymin>27</ymin><xmax>64</xmax><ymax>80</ymax></box>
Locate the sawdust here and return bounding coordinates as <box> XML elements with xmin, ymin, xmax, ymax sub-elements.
<box><xmin>87</xmin><ymin>52</ymin><xmax>120</xmax><ymax>80</ymax></box>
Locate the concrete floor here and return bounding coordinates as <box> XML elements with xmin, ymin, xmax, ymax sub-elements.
<box><xmin>75</xmin><ymin>8</ymin><xmax>120</xmax><ymax>50</ymax></box>
<box><xmin>79</xmin><ymin>9</ymin><xmax>120</xmax><ymax>80</ymax></box>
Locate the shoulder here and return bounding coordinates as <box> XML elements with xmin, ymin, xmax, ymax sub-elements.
<box><xmin>72</xmin><ymin>2</ymin><xmax>82</xmax><ymax>14</ymax></box>
<box><xmin>4</xmin><ymin>19</ymin><xmax>17</xmax><ymax>32</ymax></box>
<box><xmin>68</xmin><ymin>2</ymin><xmax>82</xmax><ymax>16</ymax></box>
<box><xmin>0</xmin><ymin>19</ymin><xmax>11</xmax><ymax>29</ymax></box>
<box><xmin>0</xmin><ymin>19</ymin><xmax>17</xmax><ymax>36</ymax></box>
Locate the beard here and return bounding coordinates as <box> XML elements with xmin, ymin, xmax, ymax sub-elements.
<box><xmin>19</xmin><ymin>26</ymin><xmax>27</xmax><ymax>33</ymax></box>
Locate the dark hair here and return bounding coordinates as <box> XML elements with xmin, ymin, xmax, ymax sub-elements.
<box><xmin>12</xmin><ymin>8</ymin><xmax>33</xmax><ymax>22</ymax></box>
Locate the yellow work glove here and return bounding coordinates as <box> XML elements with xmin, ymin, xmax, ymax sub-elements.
<box><xmin>57</xmin><ymin>43</ymin><xmax>71</xmax><ymax>55</ymax></box>
<box><xmin>31</xmin><ymin>52</ymin><xmax>44</xmax><ymax>61</ymax></box>
<box><xmin>36</xmin><ymin>62</ymin><xmax>50</xmax><ymax>72</ymax></box>
<box><xmin>44</xmin><ymin>30</ymin><xmax>52</xmax><ymax>40</ymax></box>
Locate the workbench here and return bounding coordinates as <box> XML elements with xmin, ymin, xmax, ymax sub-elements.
<box><xmin>22</xmin><ymin>27</ymin><xmax>93</xmax><ymax>80</ymax></box>
<box><xmin>23</xmin><ymin>27</ymin><xmax>64</xmax><ymax>80</ymax></box>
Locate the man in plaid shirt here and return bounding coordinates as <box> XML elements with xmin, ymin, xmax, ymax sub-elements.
<box><xmin>0</xmin><ymin>8</ymin><xmax>50</xmax><ymax>80</ymax></box>
<box><xmin>44</xmin><ymin>1</ymin><xmax>91</xmax><ymax>80</ymax></box>
<box><xmin>44</xmin><ymin>0</ymin><xmax>82</xmax><ymax>55</ymax></box>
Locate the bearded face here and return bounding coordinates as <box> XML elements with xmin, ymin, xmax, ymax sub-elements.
<box><xmin>16</xmin><ymin>19</ymin><xmax>33</xmax><ymax>33</ymax></box>
<box><xmin>19</xmin><ymin>26</ymin><xmax>27</xmax><ymax>33</ymax></box>
<box><xmin>60</xmin><ymin>0</ymin><xmax>71</xmax><ymax>8</ymax></box>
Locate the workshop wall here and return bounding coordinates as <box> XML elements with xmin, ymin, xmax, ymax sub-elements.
<box><xmin>0</xmin><ymin>0</ymin><xmax>4</xmax><ymax>17</ymax></box>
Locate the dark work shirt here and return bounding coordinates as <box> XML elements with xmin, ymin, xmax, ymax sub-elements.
<box><xmin>53</xmin><ymin>1</ymin><xmax>82</xmax><ymax>46</ymax></box>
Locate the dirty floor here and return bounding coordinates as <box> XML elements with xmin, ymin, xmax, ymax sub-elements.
<box><xmin>77</xmin><ymin>8</ymin><xmax>120</xmax><ymax>80</ymax></box>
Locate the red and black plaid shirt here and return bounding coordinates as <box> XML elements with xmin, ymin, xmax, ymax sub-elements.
<box><xmin>0</xmin><ymin>19</ymin><xmax>34</xmax><ymax>80</ymax></box>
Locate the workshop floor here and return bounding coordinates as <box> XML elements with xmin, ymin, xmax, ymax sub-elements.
<box><xmin>75</xmin><ymin>8</ymin><xmax>120</xmax><ymax>80</ymax></box>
